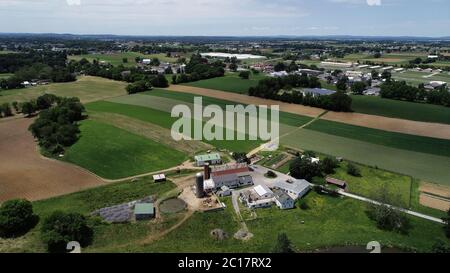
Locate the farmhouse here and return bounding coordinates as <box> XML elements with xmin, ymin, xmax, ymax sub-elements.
<box><xmin>142</xmin><ymin>59</ymin><xmax>151</xmax><ymax>65</ymax></box>
<box><xmin>363</xmin><ymin>87</ymin><xmax>381</xmax><ymax>96</ymax></box>
<box><xmin>240</xmin><ymin>184</ymin><xmax>274</xmax><ymax>209</ymax></box>
<box><xmin>274</xmin><ymin>190</ymin><xmax>295</xmax><ymax>210</ymax></box>
<box><xmin>272</xmin><ymin>179</ymin><xmax>310</xmax><ymax>199</ymax></box>
<box><xmin>425</xmin><ymin>81</ymin><xmax>447</xmax><ymax>90</ymax></box>
<box><xmin>195</xmin><ymin>153</ymin><xmax>222</xmax><ymax>167</ymax></box>
<box><xmin>204</xmin><ymin>163</ymin><xmax>253</xmax><ymax>191</ymax></box>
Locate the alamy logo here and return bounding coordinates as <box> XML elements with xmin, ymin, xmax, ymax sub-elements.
<box><xmin>171</xmin><ymin>97</ymin><xmax>279</xmax><ymax>145</ymax></box>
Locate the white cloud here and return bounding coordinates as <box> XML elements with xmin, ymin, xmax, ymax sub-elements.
<box><xmin>66</xmin><ymin>0</ymin><xmax>81</xmax><ymax>6</ymax></box>
<box><xmin>366</xmin><ymin>0</ymin><xmax>381</xmax><ymax>6</ymax></box>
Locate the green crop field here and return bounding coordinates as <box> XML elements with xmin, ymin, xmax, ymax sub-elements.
<box><xmin>0</xmin><ymin>76</ymin><xmax>127</xmax><ymax>105</ymax></box>
<box><xmin>86</xmin><ymin>100</ymin><xmax>262</xmax><ymax>152</ymax></box>
<box><xmin>351</xmin><ymin>95</ymin><xmax>450</xmax><ymax>124</ymax></box>
<box><xmin>146</xmin><ymin>89</ymin><xmax>313</xmax><ymax>127</ymax></box>
<box><xmin>306</xmin><ymin>119</ymin><xmax>450</xmax><ymax>158</ymax></box>
<box><xmin>280</xmin><ymin>129</ymin><xmax>450</xmax><ymax>186</ymax></box>
<box><xmin>63</xmin><ymin>120</ymin><xmax>187</xmax><ymax>179</ymax></box>
<box><xmin>182</xmin><ymin>72</ymin><xmax>267</xmax><ymax>94</ymax></box>
<box><xmin>68</xmin><ymin>52</ymin><xmax>180</xmax><ymax>67</ymax></box>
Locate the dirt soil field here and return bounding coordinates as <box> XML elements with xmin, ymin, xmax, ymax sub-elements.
<box><xmin>0</xmin><ymin>118</ymin><xmax>105</xmax><ymax>202</ymax></box>
<box><xmin>419</xmin><ymin>182</ymin><xmax>450</xmax><ymax>211</ymax></box>
<box><xmin>168</xmin><ymin>85</ymin><xmax>450</xmax><ymax>140</ymax></box>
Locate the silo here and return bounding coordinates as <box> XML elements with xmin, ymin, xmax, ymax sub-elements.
<box><xmin>204</xmin><ymin>163</ymin><xmax>211</xmax><ymax>180</ymax></box>
<box><xmin>196</xmin><ymin>172</ymin><xmax>205</xmax><ymax>198</ymax></box>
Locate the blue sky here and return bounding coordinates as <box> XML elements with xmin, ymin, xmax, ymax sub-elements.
<box><xmin>0</xmin><ymin>0</ymin><xmax>449</xmax><ymax>36</ymax></box>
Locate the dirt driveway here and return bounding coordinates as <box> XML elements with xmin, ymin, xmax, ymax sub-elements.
<box><xmin>0</xmin><ymin>118</ymin><xmax>105</xmax><ymax>202</ymax></box>
<box><xmin>168</xmin><ymin>85</ymin><xmax>450</xmax><ymax>140</ymax></box>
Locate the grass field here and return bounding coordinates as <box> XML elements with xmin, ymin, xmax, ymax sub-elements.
<box><xmin>306</xmin><ymin>119</ymin><xmax>450</xmax><ymax>158</ymax></box>
<box><xmin>0</xmin><ymin>76</ymin><xmax>127</xmax><ymax>104</ymax></box>
<box><xmin>392</xmin><ymin>71</ymin><xmax>450</xmax><ymax>86</ymax></box>
<box><xmin>68</xmin><ymin>52</ymin><xmax>180</xmax><ymax>66</ymax></box>
<box><xmin>280</xmin><ymin>129</ymin><xmax>450</xmax><ymax>186</ymax></box>
<box><xmin>125</xmin><ymin>194</ymin><xmax>447</xmax><ymax>253</ymax></box>
<box><xmin>63</xmin><ymin>120</ymin><xmax>187</xmax><ymax>179</ymax></box>
<box><xmin>351</xmin><ymin>95</ymin><xmax>450</xmax><ymax>124</ymax></box>
<box><xmin>0</xmin><ymin>73</ymin><xmax>13</xmax><ymax>79</ymax></box>
<box><xmin>182</xmin><ymin>72</ymin><xmax>267</xmax><ymax>94</ymax></box>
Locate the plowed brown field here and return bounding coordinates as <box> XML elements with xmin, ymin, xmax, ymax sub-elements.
<box><xmin>0</xmin><ymin>118</ymin><xmax>105</xmax><ymax>202</ymax></box>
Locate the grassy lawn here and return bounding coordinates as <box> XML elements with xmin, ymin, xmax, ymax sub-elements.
<box><xmin>280</xmin><ymin>129</ymin><xmax>450</xmax><ymax>186</ymax></box>
<box><xmin>182</xmin><ymin>72</ymin><xmax>267</xmax><ymax>94</ymax></box>
<box><xmin>125</xmin><ymin>194</ymin><xmax>448</xmax><ymax>253</ymax></box>
<box><xmin>331</xmin><ymin>162</ymin><xmax>412</xmax><ymax>206</ymax></box>
<box><xmin>351</xmin><ymin>95</ymin><xmax>450</xmax><ymax>124</ymax></box>
<box><xmin>68</xmin><ymin>52</ymin><xmax>180</xmax><ymax>67</ymax></box>
<box><xmin>0</xmin><ymin>76</ymin><xmax>127</xmax><ymax>104</ymax></box>
<box><xmin>307</xmin><ymin>119</ymin><xmax>450</xmax><ymax>158</ymax></box>
<box><xmin>63</xmin><ymin>120</ymin><xmax>187</xmax><ymax>179</ymax></box>
<box><xmin>0</xmin><ymin>177</ymin><xmax>178</xmax><ymax>253</ymax></box>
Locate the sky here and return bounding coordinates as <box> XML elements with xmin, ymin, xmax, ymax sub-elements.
<box><xmin>0</xmin><ymin>0</ymin><xmax>449</xmax><ymax>37</ymax></box>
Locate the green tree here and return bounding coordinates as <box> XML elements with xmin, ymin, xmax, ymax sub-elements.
<box><xmin>41</xmin><ymin>211</ymin><xmax>94</xmax><ymax>253</ymax></box>
<box><xmin>321</xmin><ymin>157</ymin><xmax>339</xmax><ymax>175</ymax></box>
<box><xmin>122</xmin><ymin>58</ymin><xmax>128</xmax><ymax>64</ymax></box>
<box><xmin>336</xmin><ymin>77</ymin><xmax>348</xmax><ymax>91</ymax></box>
<box><xmin>274</xmin><ymin>62</ymin><xmax>286</xmax><ymax>72</ymax></box>
<box><xmin>289</xmin><ymin>156</ymin><xmax>322</xmax><ymax>181</ymax></box>
<box><xmin>229</xmin><ymin>63</ymin><xmax>238</xmax><ymax>72</ymax></box>
<box><xmin>1</xmin><ymin>103</ymin><xmax>13</xmax><ymax>117</ymax></box>
<box><xmin>351</xmin><ymin>81</ymin><xmax>367</xmax><ymax>95</ymax></box>
<box><xmin>272</xmin><ymin>233</ymin><xmax>294</xmax><ymax>253</ymax></box>
<box><xmin>367</xmin><ymin>185</ymin><xmax>410</xmax><ymax>234</ymax></box>
<box><xmin>21</xmin><ymin>101</ymin><xmax>36</xmax><ymax>117</ymax></box>
<box><xmin>0</xmin><ymin>199</ymin><xmax>39</xmax><ymax>238</ymax></box>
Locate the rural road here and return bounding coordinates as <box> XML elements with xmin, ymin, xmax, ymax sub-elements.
<box><xmin>338</xmin><ymin>190</ymin><xmax>445</xmax><ymax>224</ymax></box>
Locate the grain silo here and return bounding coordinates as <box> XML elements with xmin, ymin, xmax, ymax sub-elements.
<box><xmin>196</xmin><ymin>172</ymin><xmax>205</xmax><ymax>198</ymax></box>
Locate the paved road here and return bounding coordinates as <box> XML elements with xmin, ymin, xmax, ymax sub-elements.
<box><xmin>338</xmin><ymin>190</ymin><xmax>445</xmax><ymax>224</ymax></box>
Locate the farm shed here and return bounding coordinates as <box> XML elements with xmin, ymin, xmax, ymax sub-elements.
<box><xmin>153</xmin><ymin>174</ymin><xmax>166</xmax><ymax>183</ymax></box>
<box><xmin>195</xmin><ymin>153</ymin><xmax>222</xmax><ymax>167</ymax></box>
<box><xmin>134</xmin><ymin>203</ymin><xmax>155</xmax><ymax>221</ymax></box>
<box><xmin>326</xmin><ymin>177</ymin><xmax>348</xmax><ymax>190</ymax></box>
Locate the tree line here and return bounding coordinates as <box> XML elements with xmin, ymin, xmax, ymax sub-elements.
<box><xmin>0</xmin><ymin>51</ymin><xmax>76</xmax><ymax>90</ymax></box>
<box><xmin>68</xmin><ymin>59</ymin><xmax>169</xmax><ymax>93</ymax></box>
<box><xmin>248</xmin><ymin>74</ymin><xmax>352</xmax><ymax>112</ymax></box>
<box><xmin>27</xmin><ymin>94</ymin><xmax>85</xmax><ymax>155</ymax></box>
<box><xmin>380</xmin><ymin>80</ymin><xmax>450</xmax><ymax>107</ymax></box>
<box><xmin>171</xmin><ymin>53</ymin><xmax>225</xmax><ymax>84</ymax></box>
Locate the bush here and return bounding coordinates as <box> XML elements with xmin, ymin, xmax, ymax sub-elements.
<box><xmin>265</xmin><ymin>170</ymin><xmax>277</xmax><ymax>179</ymax></box>
<box><xmin>41</xmin><ymin>211</ymin><xmax>94</xmax><ymax>253</ymax></box>
<box><xmin>0</xmin><ymin>199</ymin><xmax>39</xmax><ymax>238</ymax></box>
<box><xmin>239</xmin><ymin>71</ymin><xmax>250</xmax><ymax>80</ymax></box>
<box><xmin>347</xmin><ymin>163</ymin><xmax>361</xmax><ymax>177</ymax></box>
<box><xmin>126</xmin><ymin>80</ymin><xmax>152</xmax><ymax>94</ymax></box>
<box><xmin>321</xmin><ymin>157</ymin><xmax>339</xmax><ymax>174</ymax></box>
<box><xmin>272</xmin><ymin>233</ymin><xmax>294</xmax><ymax>253</ymax></box>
